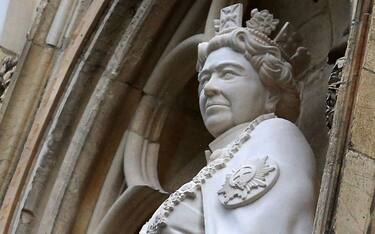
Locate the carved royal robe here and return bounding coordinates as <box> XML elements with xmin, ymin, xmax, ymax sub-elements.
<box><xmin>141</xmin><ymin>116</ymin><xmax>317</xmax><ymax>234</ymax></box>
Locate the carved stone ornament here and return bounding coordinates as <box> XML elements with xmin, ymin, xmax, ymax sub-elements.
<box><xmin>218</xmin><ymin>156</ymin><xmax>279</xmax><ymax>208</ymax></box>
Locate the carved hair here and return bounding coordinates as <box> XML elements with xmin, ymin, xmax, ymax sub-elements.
<box><xmin>197</xmin><ymin>28</ymin><xmax>300</xmax><ymax>121</ymax></box>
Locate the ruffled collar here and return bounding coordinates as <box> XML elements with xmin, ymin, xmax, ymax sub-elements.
<box><xmin>208</xmin><ymin>122</ymin><xmax>250</xmax><ymax>153</ymax></box>
<box><xmin>206</xmin><ymin>113</ymin><xmax>277</xmax><ymax>162</ymax></box>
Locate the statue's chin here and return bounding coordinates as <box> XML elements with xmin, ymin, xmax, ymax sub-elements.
<box><xmin>204</xmin><ymin>113</ymin><xmax>233</xmax><ymax>138</ymax></box>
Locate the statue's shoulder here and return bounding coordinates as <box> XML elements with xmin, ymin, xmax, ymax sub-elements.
<box><xmin>248</xmin><ymin>117</ymin><xmax>315</xmax><ymax>167</ymax></box>
<box><xmin>253</xmin><ymin>117</ymin><xmax>309</xmax><ymax>146</ymax></box>
<box><xmin>257</xmin><ymin>117</ymin><xmax>301</xmax><ymax>133</ymax></box>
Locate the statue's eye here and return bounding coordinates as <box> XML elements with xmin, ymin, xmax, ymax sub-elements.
<box><xmin>221</xmin><ymin>70</ymin><xmax>236</xmax><ymax>80</ymax></box>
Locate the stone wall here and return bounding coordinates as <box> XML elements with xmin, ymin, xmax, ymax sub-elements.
<box><xmin>332</xmin><ymin>1</ymin><xmax>375</xmax><ymax>233</ymax></box>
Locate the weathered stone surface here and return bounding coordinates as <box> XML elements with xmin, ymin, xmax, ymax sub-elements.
<box><xmin>256</xmin><ymin>0</ymin><xmax>328</xmax><ymax>30</ymax></box>
<box><xmin>328</xmin><ymin>0</ymin><xmax>351</xmax><ymax>48</ymax></box>
<box><xmin>0</xmin><ymin>0</ymin><xmax>40</xmax><ymax>53</ymax></box>
<box><xmin>351</xmin><ymin>68</ymin><xmax>375</xmax><ymax>158</ymax></box>
<box><xmin>364</xmin><ymin>36</ymin><xmax>375</xmax><ymax>71</ymax></box>
<box><xmin>0</xmin><ymin>44</ymin><xmax>54</xmax><ymax>203</ymax></box>
<box><xmin>318</xmin><ymin>2</ymin><xmax>375</xmax><ymax>233</ymax></box>
<box><xmin>298</xmin><ymin>66</ymin><xmax>330</xmax><ymax>176</ymax></box>
<box><xmin>333</xmin><ymin>150</ymin><xmax>375</xmax><ymax>233</ymax></box>
<box><xmin>298</xmin><ymin>11</ymin><xmax>332</xmax><ymax>63</ymax></box>
<box><xmin>1</xmin><ymin>0</ymin><xmax>113</xmax><ymax>233</ymax></box>
<box><xmin>363</xmin><ymin>4</ymin><xmax>375</xmax><ymax>70</ymax></box>
<box><xmin>30</xmin><ymin>0</ymin><xmax>62</xmax><ymax>46</ymax></box>
<box><xmin>256</xmin><ymin>0</ymin><xmax>351</xmax><ymax>64</ymax></box>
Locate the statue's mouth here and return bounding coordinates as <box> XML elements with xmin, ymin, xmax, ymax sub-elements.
<box><xmin>205</xmin><ymin>99</ymin><xmax>230</xmax><ymax>110</ymax></box>
<box><xmin>206</xmin><ymin>103</ymin><xmax>228</xmax><ymax>108</ymax></box>
<box><xmin>205</xmin><ymin>104</ymin><xmax>230</xmax><ymax>115</ymax></box>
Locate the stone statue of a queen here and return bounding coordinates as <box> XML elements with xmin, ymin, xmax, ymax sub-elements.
<box><xmin>141</xmin><ymin>3</ymin><xmax>316</xmax><ymax>234</ymax></box>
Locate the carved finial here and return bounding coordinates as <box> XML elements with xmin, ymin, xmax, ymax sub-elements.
<box><xmin>246</xmin><ymin>9</ymin><xmax>279</xmax><ymax>36</ymax></box>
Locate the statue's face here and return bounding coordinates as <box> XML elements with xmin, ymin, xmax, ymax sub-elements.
<box><xmin>198</xmin><ymin>47</ymin><xmax>270</xmax><ymax>137</ymax></box>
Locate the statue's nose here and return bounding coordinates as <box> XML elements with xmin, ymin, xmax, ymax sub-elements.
<box><xmin>203</xmin><ymin>76</ymin><xmax>220</xmax><ymax>97</ymax></box>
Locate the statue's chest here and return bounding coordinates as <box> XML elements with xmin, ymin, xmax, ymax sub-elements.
<box><xmin>140</xmin><ymin>115</ymin><xmax>284</xmax><ymax>234</ymax></box>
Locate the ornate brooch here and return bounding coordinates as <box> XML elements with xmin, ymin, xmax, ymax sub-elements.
<box><xmin>217</xmin><ymin>156</ymin><xmax>279</xmax><ymax>208</ymax></box>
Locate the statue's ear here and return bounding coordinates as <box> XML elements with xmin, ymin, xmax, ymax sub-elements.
<box><xmin>265</xmin><ymin>90</ymin><xmax>280</xmax><ymax>113</ymax></box>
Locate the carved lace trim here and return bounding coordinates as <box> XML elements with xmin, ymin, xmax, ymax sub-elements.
<box><xmin>143</xmin><ymin>113</ymin><xmax>276</xmax><ymax>234</ymax></box>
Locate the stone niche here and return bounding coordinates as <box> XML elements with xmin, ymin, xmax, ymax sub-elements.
<box><xmin>94</xmin><ymin>1</ymin><xmax>351</xmax><ymax>233</ymax></box>
<box><xmin>96</xmin><ymin>0</ymin><xmax>351</xmax><ymax>232</ymax></box>
<box><xmin>142</xmin><ymin>0</ymin><xmax>351</xmax><ymax>195</ymax></box>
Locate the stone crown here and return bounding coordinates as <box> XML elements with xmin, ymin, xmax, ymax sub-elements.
<box><xmin>213</xmin><ymin>3</ymin><xmax>310</xmax><ymax>79</ymax></box>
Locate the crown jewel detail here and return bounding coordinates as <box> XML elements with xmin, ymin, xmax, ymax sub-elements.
<box><xmin>246</xmin><ymin>9</ymin><xmax>279</xmax><ymax>36</ymax></box>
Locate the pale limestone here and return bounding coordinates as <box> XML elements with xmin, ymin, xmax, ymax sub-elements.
<box><xmin>0</xmin><ymin>0</ymin><xmax>40</xmax><ymax>53</ymax></box>
<box><xmin>351</xmin><ymin>68</ymin><xmax>375</xmax><ymax>158</ymax></box>
<box><xmin>363</xmin><ymin>5</ymin><xmax>375</xmax><ymax>70</ymax></box>
<box><xmin>334</xmin><ymin>150</ymin><xmax>375</xmax><ymax>234</ymax></box>
<box><xmin>0</xmin><ymin>44</ymin><xmax>54</xmax><ymax>202</ymax></box>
